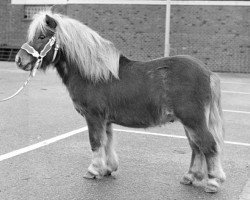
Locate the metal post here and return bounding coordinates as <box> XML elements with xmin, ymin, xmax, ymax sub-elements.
<box><xmin>164</xmin><ymin>0</ymin><xmax>171</xmax><ymax>57</ymax></box>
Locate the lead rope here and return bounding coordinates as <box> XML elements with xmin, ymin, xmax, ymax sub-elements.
<box><xmin>0</xmin><ymin>60</ymin><xmax>41</xmax><ymax>102</ymax></box>
<box><xmin>0</xmin><ymin>36</ymin><xmax>58</xmax><ymax>102</ymax></box>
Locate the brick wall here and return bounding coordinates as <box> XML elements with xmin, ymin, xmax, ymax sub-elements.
<box><xmin>170</xmin><ymin>5</ymin><xmax>250</xmax><ymax>73</ymax></box>
<box><xmin>68</xmin><ymin>4</ymin><xmax>250</xmax><ymax>73</ymax></box>
<box><xmin>0</xmin><ymin>1</ymin><xmax>249</xmax><ymax>72</ymax></box>
<box><xmin>0</xmin><ymin>0</ymin><xmax>30</xmax><ymax>47</ymax></box>
<box><xmin>8</xmin><ymin>5</ymin><xmax>30</xmax><ymax>46</ymax></box>
<box><xmin>0</xmin><ymin>0</ymin><xmax>10</xmax><ymax>46</ymax></box>
<box><xmin>68</xmin><ymin>4</ymin><xmax>166</xmax><ymax>60</ymax></box>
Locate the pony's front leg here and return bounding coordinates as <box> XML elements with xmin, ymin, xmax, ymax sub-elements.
<box><xmin>105</xmin><ymin>123</ymin><xmax>119</xmax><ymax>175</ymax></box>
<box><xmin>84</xmin><ymin>118</ymin><xmax>108</xmax><ymax>179</ymax></box>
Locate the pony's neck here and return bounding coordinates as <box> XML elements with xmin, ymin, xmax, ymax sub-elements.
<box><xmin>54</xmin><ymin>54</ymin><xmax>132</xmax><ymax>85</ymax></box>
<box><xmin>54</xmin><ymin>54</ymin><xmax>73</xmax><ymax>85</ymax></box>
<box><xmin>54</xmin><ymin>53</ymin><xmax>95</xmax><ymax>85</ymax></box>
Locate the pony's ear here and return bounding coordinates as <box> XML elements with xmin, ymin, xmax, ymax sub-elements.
<box><xmin>45</xmin><ymin>15</ymin><xmax>57</xmax><ymax>29</ymax></box>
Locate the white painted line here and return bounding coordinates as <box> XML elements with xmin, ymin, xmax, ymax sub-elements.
<box><xmin>0</xmin><ymin>127</ymin><xmax>88</xmax><ymax>162</ymax></box>
<box><xmin>114</xmin><ymin>128</ymin><xmax>250</xmax><ymax>147</ymax></box>
<box><xmin>222</xmin><ymin>90</ymin><xmax>250</xmax><ymax>95</ymax></box>
<box><xmin>221</xmin><ymin>81</ymin><xmax>250</xmax><ymax>85</ymax></box>
<box><xmin>226</xmin><ymin>141</ymin><xmax>250</xmax><ymax>147</ymax></box>
<box><xmin>223</xmin><ymin>109</ymin><xmax>250</xmax><ymax>115</ymax></box>
<box><xmin>115</xmin><ymin>128</ymin><xmax>186</xmax><ymax>139</ymax></box>
<box><xmin>1</xmin><ymin>113</ymin><xmax>250</xmax><ymax>163</ymax></box>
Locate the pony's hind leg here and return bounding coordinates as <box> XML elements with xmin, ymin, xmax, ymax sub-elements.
<box><xmin>180</xmin><ymin>108</ymin><xmax>225</xmax><ymax>193</ymax></box>
<box><xmin>84</xmin><ymin>118</ymin><xmax>108</xmax><ymax>179</ymax></box>
<box><xmin>205</xmin><ymin>150</ymin><xmax>225</xmax><ymax>193</ymax></box>
<box><xmin>183</xmin><ymin>121</ymin><xmax>225</xmax><ymax>193</ymax></box>
<box><xmin>181</xmin><ymin>129</ymin><xmax>206</xmax><ymax>185</ymax></box>
<box><xmin>204</xmin><ymin>74</ymin><xmax>226</xmax><ymax>192</ymax></box>
<box><xmin>105</xmin><ymin>123</ymin><xmax>119</xmax><ymax>175</ymax></box>
<box><xmin>204</xmin><ymin>113</ymin><xmax>226</xmax><ymax>191</ymax></box>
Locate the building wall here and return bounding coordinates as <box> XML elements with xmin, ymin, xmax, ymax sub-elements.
<box><xmin>170</xmin><ymin>5</ymin><xmax>250</xmax><ymax>73</ymax></box>
<box><xmin>68</xmin><ymin>4</ymin><xmax>166</xmax><ymax>60</ymax></box>
<box><xmin>0</xmin><ymin>0</ymin><xmax>30</xmax><ymax>47</ymax></box>
<box><xmin>0</xmin><ymin>0</ymin><xmax>249</xmax><ymax>72</ymax></box>
<box><xmin>0</xmin><ymin>0</ymin><xmax>10</xmax><ymax>46</ymax></box>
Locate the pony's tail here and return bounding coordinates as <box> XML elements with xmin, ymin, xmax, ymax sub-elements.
<box><xmin>207</xmin><ymin>73</ymin><xmax>225</xmax><ymax>151</ymax></box>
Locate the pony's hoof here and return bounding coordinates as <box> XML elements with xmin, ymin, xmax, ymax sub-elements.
<box><xmin>84</xmin><ymin>171</ymin><xmax>96</xmax><ymax>179</ymax></box>
<box><xmin>84</xmin><ymin>171</ymin><xmax>103</xmax><ymax>179</ymax></box>
<box><xmin>105</xmin><ymin>170</ymin><xmax>112</xmax><ymax>176</ymax></box>
<box><xmin>106</xmin><ymin>164</ymin><xmax>118</xmax><ymax>175</ymax></box>
<box><xmin>204</xmin><ymin>178</ymin><xmax>220</xmax><ymax>193</ymax></box>
<box><xmin>180</xmin><ymin>173</ymin><xmax>194</xmax><ymax>185</ymax></box>
<box><xmin>106</xmin><ymin>155</ymin><xmax>119</xmax><ymax>173</ymax></box>
<box><xmin>218</xmin><ymin>172</ymin><xmax>226</xmax><ymax>183</ymax></box>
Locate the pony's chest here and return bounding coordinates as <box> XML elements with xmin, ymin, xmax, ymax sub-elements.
<box><xmin>68</xmin><ymin>87</ymin><xmax>106</xmax><ymax>117</ymax></box>
<box><xmin>67</xmin><ymin>85</ymin><xmax>88</xmax><ymax>116</ymax></box>
<box><xmin>72</xmin><ymin>100</ymin><xmax>87</xmax><ymax>117</ymax></box>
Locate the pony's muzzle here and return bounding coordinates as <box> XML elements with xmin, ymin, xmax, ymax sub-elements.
<box><xmin>15</xmin><ymin>49</ymin><xmax>34</xmax><ymax>71</ymax></box>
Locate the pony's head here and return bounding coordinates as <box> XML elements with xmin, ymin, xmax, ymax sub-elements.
<box><xmin>16</xmin><ymin>12</ymin><xmax>59</xmax><ymax>72</ymax></box>
<box><xmin>16</xmin><ymin>11</ymin><xmax>120</xmax><ymax>81</ymax></box>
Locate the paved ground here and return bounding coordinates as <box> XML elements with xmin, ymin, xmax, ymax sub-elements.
<box><xmin>0</xmin><ymin>61</ymin><xmax>249</xmax><ymax>200</ymax></box>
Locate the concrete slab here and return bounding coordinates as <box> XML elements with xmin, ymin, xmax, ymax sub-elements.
<box><xmin>0</xmin><ymin>62</ymin><xmax>249</xmax><ymax>200</ymax></box>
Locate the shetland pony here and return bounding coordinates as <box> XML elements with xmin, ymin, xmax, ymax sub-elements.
<box><xmin>15</xmin><ymin>11</ymin><xmax>226</xmax><ymax>193</ymax></box>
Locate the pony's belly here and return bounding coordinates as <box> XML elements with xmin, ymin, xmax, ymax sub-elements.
<box><xmin>153</xmin><ymin>108</ymin><xmax>177</xmax><ymax>126</ymax></box>
<box><xmin>111</xmin><ymin>107</ymin><xmax>176</xmax><ymax>128</ymax></box>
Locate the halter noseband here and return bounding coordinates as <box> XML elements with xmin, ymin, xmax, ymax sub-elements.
<box><xmin>20</xmin><ymin>36</ymin><xmax>59</xmax><ymax>76</ymax></box>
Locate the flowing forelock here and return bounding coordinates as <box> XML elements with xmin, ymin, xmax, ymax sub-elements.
<box><xmin>28</xmin><ymin>11</ymin><xmax>120</xmax><ymax>82</ymax></box>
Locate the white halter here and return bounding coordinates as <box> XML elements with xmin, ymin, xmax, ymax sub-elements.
<box><xmin>20</xmin><ymin>35</ymin><xmax>59</xmax><ymax>76</ymax></box>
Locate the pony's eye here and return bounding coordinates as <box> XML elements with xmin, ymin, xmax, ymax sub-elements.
<box><xmin>38</xmin><ymin>35</ymin><xmax>45</xmax><ymax>40</ymax></box>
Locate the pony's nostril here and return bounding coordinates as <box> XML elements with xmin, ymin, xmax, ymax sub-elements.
<box><xmin>15</xmin><ymin>56</ymin><xmax>21</xmax><ymax>65</ymax></box>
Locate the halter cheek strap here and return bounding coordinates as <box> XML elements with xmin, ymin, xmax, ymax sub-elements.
<box><xmin>52</xmin><ymin>43</ymin><xmax>60</xmax><ymax>62</ymax></box>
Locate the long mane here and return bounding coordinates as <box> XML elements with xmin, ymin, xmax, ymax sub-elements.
<box><xmin>28</xmin><ymin>11</ymin><xmax>120</xmax><ymax>81</ymax></box>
